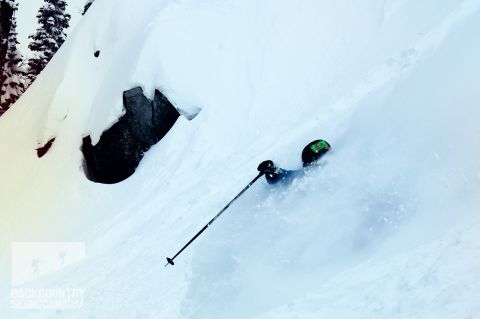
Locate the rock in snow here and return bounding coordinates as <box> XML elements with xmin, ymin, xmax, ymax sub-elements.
<box><xmin>82</xmin><ymin>87</ymin><xmax>181</xmax><ymax>184</ymax></box>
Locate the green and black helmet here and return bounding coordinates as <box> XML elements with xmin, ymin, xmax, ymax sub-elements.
<box><xmin>301</xmin><ymin>139</ymin><xmax>331</xmax><ymax>166</ymax></box>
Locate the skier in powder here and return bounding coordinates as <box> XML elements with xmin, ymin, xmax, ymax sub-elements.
<box><xmin>166</xmin><ymin>139</ymin><xmax>332</xmax><ymax>266</ymax></box>
<box><xmin>257</xmin><ymin>139</ymin><xmax>331</xmax><ymax>184</ymax></box>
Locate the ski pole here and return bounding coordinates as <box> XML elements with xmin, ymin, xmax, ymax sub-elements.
<box><xmin>165</xmin><ymin>172</ymin><xmax>264</xmax><ymax>267</ymax></box>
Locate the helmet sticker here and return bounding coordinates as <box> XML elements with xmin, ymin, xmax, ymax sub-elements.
<box><xmin>310</xmin><ymin>140</ymin><xmax>329</xmax><ymax>153</ymax></box>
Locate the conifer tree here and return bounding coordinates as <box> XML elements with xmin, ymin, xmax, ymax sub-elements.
<box><xmin>27</xmin><ymin>0</ymin><xmax>70</xmax><ymax>80</ymax></box>
<box><xmin>0</xmin><ymin>0</ymin><xmax>26</xmax><ymax>116</ymax></box>
<box><xmin>1</xmin><ymin>0</ymin><xmax>15</xmax><ymax>64</ymax></box>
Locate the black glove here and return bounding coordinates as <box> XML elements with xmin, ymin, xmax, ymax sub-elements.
<box><xmin>257</xmin><ymin>160</ymin><xmax>277</xmax><ymax>174</ymax></box>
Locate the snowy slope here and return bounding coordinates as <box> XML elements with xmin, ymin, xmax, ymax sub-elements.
<box><xmin>1</xmin><ymin>0</ymin><xmax>480</xmax><ymax>318</ymax></box>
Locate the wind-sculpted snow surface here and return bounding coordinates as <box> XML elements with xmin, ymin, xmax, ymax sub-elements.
<box><xmin>0</xmin><ymin>0</ymin><xmax>479</xmax><ymax>318</ymax></box>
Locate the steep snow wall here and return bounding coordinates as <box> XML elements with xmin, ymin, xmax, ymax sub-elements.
<box><xmin>0</xmin><ymin>0</ymin><xmax>479</xmax><ymax>318</ymax></box>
